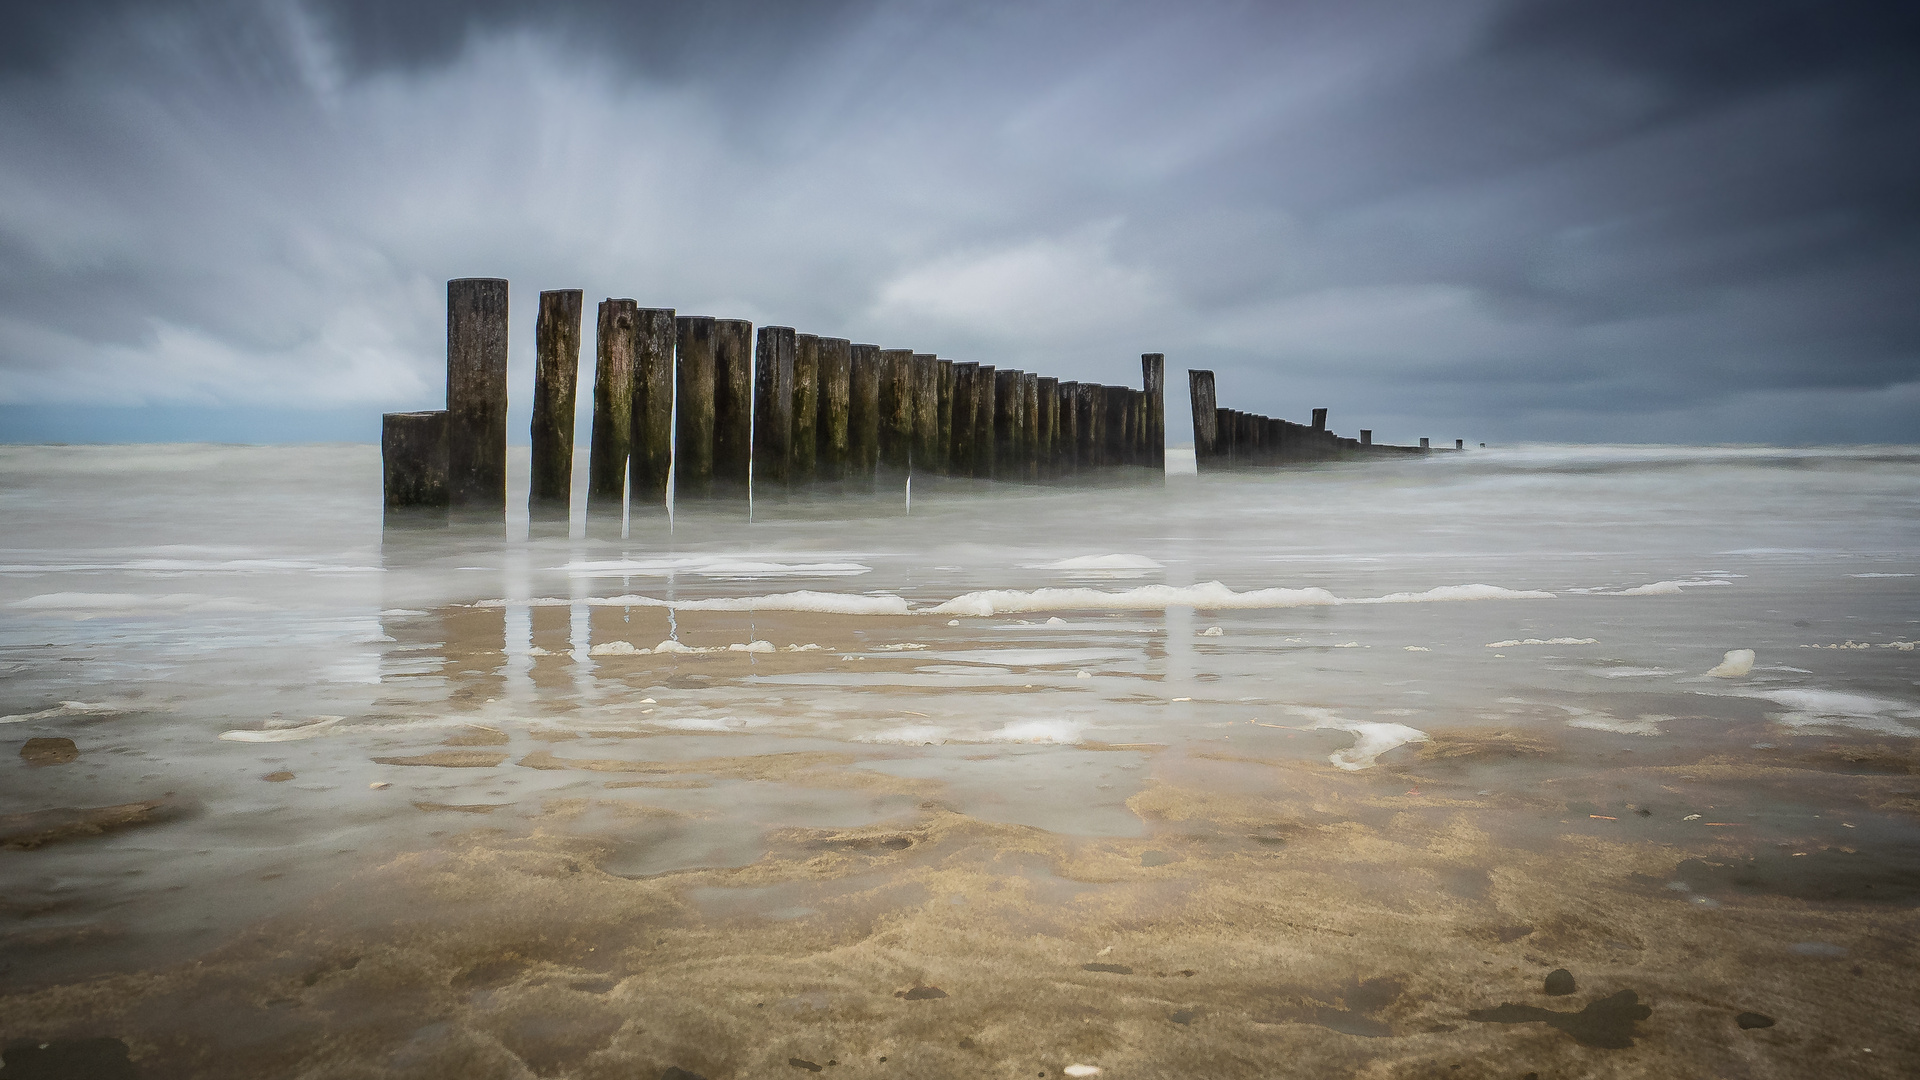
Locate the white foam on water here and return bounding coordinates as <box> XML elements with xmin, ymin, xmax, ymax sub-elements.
<box><xmin>476</xmin><ymin>592</ymin><xmax>913</xmax><ymax>616</ymax></box>
<box><xmin>652</xmin><ymin>640</ymin><xmax>696</xmax><ymax>654</ymax></box>
<box><xmin>589</xmin><ymin>641</ymin><xmax>647</xmax><ymax>656</ymax></box>
<box><xmin>924</xmin><ymin>648</ymin><xmax>1134</xmax><ymax>667</ymax></box>
<box><xmin>929</xmin><ymin>581</ymin><xmax>1551</xmax><ymax>617</ymax></box>
<box><xmin>986</xmin><ymin>719</ymin><xmax>1088</xmax><ymax>744</ymax></box>
<box><xmin>1565</xmin><ymin>709</ymin><xmax>1669</xmax><ymax>736</ymax></box>
<box><xmin>1594</xmin><ymin>667</ymin><xmax>1678</xmax><ymax>678</ymax></box>
<box><xmin>1025</xmin><ymin>554</ymin><xmax>1164</xmax><ymax>579</ymax></box>
<box><xmin>1848</xmin><ymin>573</ymin><xmax>1914</xmax><ymax>578</ymax></box>
<box><xmin>563</xmin><ymin>556</ymin><xmax>872</xmax><ymax>579</ymax></box>
<box><xmin>729</xmin><ymin>640</ymin><xmax>775</xmax><ymax>653</ymax></box>
<box><xmin>1285</xmin><ymin>705</ymin><xmax>1429</xmax><ymax>770</ymax></box>
<box><xmin>1485</xmin><ymin>637</ymin><xmax>1599</xmax><ymax>647</ymax></box>
<box><xmin>0</xmin><ymin>700</ymin><xmax>123</xmax><ymax>724</ymax></box>
<box><xmin>1571</xmin><ymin>579</ymin><xmax>1732</xmax><ymax>597</ymax></box>
<box><xmin>217</xmin><ymin>716</ymin><xmax>342</xmax><ymax>742</ymax></box>
<box><xmin>1751</xmin><ymin>689</ymin><xmax>1920</xmax><ymax>737</ymax></box>
<box><xmin>855</xmin><ymin>724</ymin><xmax>951</xmax><ymax>745</ymax></box>
<box><xmin>1705</xmin><ymin>649</ymin><xmax>1755</xmax><ymax>677</ymax></box>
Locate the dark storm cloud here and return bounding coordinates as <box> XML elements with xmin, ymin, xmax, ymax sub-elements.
<box><xmin>0</xmin><ymin>0</ymin><xmax>1914</xmax><ymax>443</ymax></box>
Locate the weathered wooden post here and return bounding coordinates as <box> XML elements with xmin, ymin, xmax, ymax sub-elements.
<box><xmin>1082</xmin><ymin>383</ymin><xmax>1104</xmax><ymax>469</ymax></box>
<box><xmin>971</xmin><ymin>365</ymin><xmax>996</xmax><ymax>478</ymax></box>
<box><xmin>447</xmin><ymin>278</ymin><xmax>508</xmax><ymax>511</ymax></box>
<box><xmin>1020</xmin><ymin>373</ymin><xmax>1040</xmax><ymax>480</ymax></box>
<box><xmin>674</xmin><ymin>316</ymin><xmax>716</xmax><ymax>499</ymax></box>
<box><xmin>1360</xmin><ymin>429</ymin><xmax>1372</xmax><ymax>447</ymax></box>
<box><xmin>383</xmin><ymin>410</ymin><xmax>449</xmax><ymax>513</ymax></box>
<box><xmin>936</xmin><ymin>359</ymin><xmax>955</xmax><ymax>475</ymax></box>
<box><xmin>992</xmin><ymin>369</ymin><xmax>1019</xmax><ymax>479</ymax></box>
<box><xmin>712</xmin><ymin>319</ymin><xmax>753</xmax><ymax>498</ymax></box>
<box><xmin>817</xmin><ymin>337</ymin><xmax>851</xmax><ymax>483</ymax></box>
<box><xmin>631</xmin><ymin>308</ymin><xmax>676</xmax><ymax>508</ymax></box>
<box><xmin>791</xmin><ymin>334</ymin><xmax>820</xmax><ymax>485</ymax></box>
<box><xmin>529</xmin><ymin>289</ymin><xmax>582</xmax><ymax>516</ymax></box>
<box><xmin>878</xmin><ymin>349</ymin><xmax>914</xmax><ymax>481</ymax></box>
<box><xmin>1056</xmin><ymin>381</ymin><xmax>1077</xmax><ymax>475</ymax></box>
<box><xmin>849</xmin><ymin>344</ymin><xmax>881</xmax><ymax>485</ymax></box>
<box><xmin>1455</xmin><ymin>439</ymin><xmax>1464</xmax><ymax>450</ymax></box>
<box><xmin>1420</xmin><ymin>437</ymin><xmax>1430</xmax><ymax>450</ymax></box>
<box><xmin>588</xmin><ymin>298</ymin><xmax>637</xmax><ymax>513</ymax></box>
<box><xmin>950</xmin><ymin>363</ymin><xmax>977</xmax><ymax>477</ymax></box>
<box><xmin>1188</xmin><ymin>369</ymin><xmax>1217</xmax><ymax>472</ymax></box>
<box><xmin>911</xmin><ymin>354</ymin><xmax>941</xmax><ymax>476</ymax></box>
<box><xmin>753</xmin><ymin>327</ymin><xmax>795</xmax><ymax>491</ymax></box>
<box><xmin>1269</xmin><ymin>418</ymin><xmax>1288</xmax><ymax>462</ymax></box>
<box><xmin>1036</xmin><ymin>377</ymin><xmax>1058</xmax><ymax>480</ymax></box>
<box><xmin>1312</xmin><ymin>407</ymin><xmax>1327</xmax><ymax>431</ymax></box>
<box><xmin>1102</xmin><ymin>385</ymin><xmax>1128</xmax><ymax>470</ymax></box>
<box><xmin>1141</xmin><ymin>354</ymin><xmax>1165</xmax><ymax>469</ymax></box>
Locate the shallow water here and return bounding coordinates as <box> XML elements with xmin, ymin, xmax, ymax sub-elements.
<box><xmin>2</xmin><ymin>443</ymin><xmax>1917</xmax><ymax>1078</ymax></box>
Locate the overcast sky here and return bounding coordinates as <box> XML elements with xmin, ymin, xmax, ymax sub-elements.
<box><xmin>1</xmin><ymin>0</ymin><xmax>1914</xmax><ymax>445</ymax></box>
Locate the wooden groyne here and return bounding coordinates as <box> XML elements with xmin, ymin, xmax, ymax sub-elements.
<box><xmin>383</xmin><ymin>279</ymin><xmax>1165</xmax><ymax>517</ymax></box>
<box><xmin>1186</xmin><ymin>369</ymin><xmax>1464</xmax><ymax>470</ymax></box>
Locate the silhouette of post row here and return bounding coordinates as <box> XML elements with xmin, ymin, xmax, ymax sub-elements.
<box><xmin>1184</xmin><ymin>369</ymin><xmax>1469</xmax><ymax>472</ymax></box>
<box><xmin>383</xmin><ymin>279</ymin><xmax>1168</xmax><ymax>516</ymax></box>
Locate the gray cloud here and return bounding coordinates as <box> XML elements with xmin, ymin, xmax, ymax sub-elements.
<box><xmin>0</xmin><ymin>0</ymin><xmax>1914</xmax><ymax>444</ymax></box>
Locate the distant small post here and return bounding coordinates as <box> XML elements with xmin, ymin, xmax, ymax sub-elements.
<box><xmin>817</xmin><ymin>337</ymin><xmax>852</xmax><ymax>483</ymax></box>
<box><xmin>1360</xmin><ymin>429</ymin><xmax>1372</xmax><ymax>447</ymax></box>
<box><xmin>1312</xmin><ymin>407</ymin><xmax>1327</xmax><ymax>432</ymax></box>
<box><xmin>712</xmin><ymin>319</ymin><xmax>754</xmax><ymax>498</ymax></box>
<box><xmin>631</xmin><ymin>308</ymin><xmax>676</xmax><ymax>508</ymax></box>
<box><xmin>674</xmin><ymin>316</ymin><xmax>717</xmax><ymax>499</ymax></box>
<box><xmin>791</xmin><ymin>334</ymin><xmax>820</xmax><ymax>485</ymax></box>
<box><xmin>1420</xmin><ymin>437</ymin><xmax>1430</xmax><ymax>450</ymax></box>
<box><xmin>753</xmin><ymin>327</ymin><xmax>796</xmax><ymax>491</ymax></box>
<box><xmin>1455</xmin><ymin>438</ymin><xmax>1464</xmax><ymax>450</ymax></box>
<box><xmin>447</xmin><ymin>278</ymin><xmax>509</xmax><ymax>511</ymax></box>
<box><xmin>588</xmin><ymin>298</ymin><xmax>637</xmax><ymax>514</ymax></box>
<box><xmin>383</xmin><ymin>411</ymin><xmax>449</xmax><ymax>513</ymax></box>
<box><xmin>529</xmin><ymin>289</ymin><xmax>582</xmax><ymax>516</ymax></box>
<box><xmin>849</xmin><ymin>344</ymin><xmax>881</xmax><ymax>485</ymax></box>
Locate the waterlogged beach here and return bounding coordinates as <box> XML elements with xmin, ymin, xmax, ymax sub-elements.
<box><xmin>1</xmin><ymin>443</ymin><xmax>1917</xmax><ymax>1078</ymax></box>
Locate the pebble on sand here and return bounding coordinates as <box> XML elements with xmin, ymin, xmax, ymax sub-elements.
<box><xmin>1544</xmin><ymin>969</ymin><xmax>1577</xmax><ymax>996</ymax></box>
<box><xmin>1736</xmin><ymin>1011</ymin><xmax>1776</xmax><ymax>1029</ymax></box>
<box><xmin>20</xmin><ymin>737</ymin><xmax>79</xmax><ymax>766</ymax></box>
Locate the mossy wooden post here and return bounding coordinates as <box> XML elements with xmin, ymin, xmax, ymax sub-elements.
<box><xmin>588</xmin><ymin>298</ymin><xmax>637</xmax><ymax>514</ymax></box>
<box><xmin>971</xmin><ymin>365</ymin><xmax>996</xmax><ymax>478</ymax></box>
<box><xmin>992</xmin><ymin>369</ymin><xmax>1019</xmax><ymax>480</ymax></box>
<box><xmin>878</xmin><ymin>349</ymin><xmax>914</xmax><ymax>482</ymax></box>
<box><xmin>447</xmin><ymin>278</ymin><xmax>508</xmax><ymax>512</ymax></box>
<box><xmin>949</xmin><ymin>363</ymin><xmax>977</xmax><ymax>478</ymax></box>
<box><xmin>529</xmin><ymin>289</ymin><xmax>582</xmax><ymax>517</ymax></box>
<box><xmin>674</xmin><ymin>316</ymin><xmax>716</xmax><ymax>499</ymax></box>
<box><xmin>911</xmin><ymin>353</ymin><xmax>940</xmax><ymax>477</ymax></box>
<box><xmin>791</xmin><ymin>334</ymin><xmax>820</xmax><ymax>486</ymax></box>
<box><xmin>383</xmin><ymin>410</ymin><xmax>449</xmax><ymax>513</ymax></box>
<box><xmin>1141</xmin><ymin>353</ymin><xmax>1165</xmax><ymax>469</ymax></box>
<box><xmin>1036</xmin><ymin>377</ymin><xmax>1058</xmax><ymax>480</ymax></box>
<box><xmin>631</xmin><ymin>308</ymin><xmax>676</xmax><ymax>508</ymax></box>
<box><xmin>1020</xmin><ymin>373</ymin><xmax>1040</xmax><ymax>480</ymax></box>
<box><xmin>753</xmin><ymin>327</ymin><xmax>795</xmax><ymax>492</ymax></box>
<box><xmin>849</xmin><ymin>344</ymin><xmax>881</xmax><ymax>487</ymax></box>
<box><xmin>712</xmin><ymin>319</ymin><xmax>754</xmax><ymax>498</ymax></box>
<box><xmin>816</xmin><ymin>338</ymin><xmax>852</xmax><ymax>483</ymax></box>
<box><xmin>1188</xmin><ymin>369</ymin><xmax>1217</xmax><ymax>472</ymax></box>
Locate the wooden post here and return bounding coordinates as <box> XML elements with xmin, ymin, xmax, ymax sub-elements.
<box><xmin>878</xmin><ymin>349</ymin><xmax>914</xmax><ymax>480</ymax></box>
<box><xmin>529</xmin><ymin>289</ymin><xmax>582</xmax><ymax>515</ymax></box>
<box><xmin>1057</xmin><ymin>381</ymin><xmax>1079</xmax><ymax>476</ymax></box>
<box><xmin>950</xmin><ymin>363</ymin><xmax>977</xmax><ymax>478</ymax></box>
<box><xmin>674</xmin><ymin>316</ymin><xmax>716</xmax><ymax>499</ymax></box>
<box><xmin>1036</xmin><ymin>377</ymin><xmax>1058</xmax><ymax>480</ymax></box>
<box><xmin>911</xmin><ymin>353</ymin><xmax>941</xmax><ymax>476</ymax></box>
<box><xmin>816</xmin><ymin>337</ymin><xmax>851</xmax><ymax>483</ymax></box>
<box><xmin>588</xmin><ymin>298</ymin><xmax>636</xmax><ymax>512</ymax></box>
<box><xmin>1102</xmin><ymin>385</ymin><xmax>1127</xmax><ymax>469</ymax></box>
<box><xmin>791</xmin><ymin>334</ymin><xmax>819</xmax><ymax>485</ymax></box>
<box><xmin>632</xmin><ymin>308</ymin><xmax>676</xmax><ymax>507</ymax></box>
<box><xmin>1455</xmin><ymin>439</ymin><xmax>1464</xmax><ymax>450</ymax></box>
<box><xmin>753</xmin><ymin>327</ymin><xmax>795</xmax><ymax>491</ymax></box>
<box><xmin>712</xmin><ymin>319</ymin><xmax>753</xmax><ymax>498</ymax></box>
<box><xmin>383</xmin><ymin>411</ymin><xmax>449</xmax><ymax>511</ymax></box>
<box><xmin>1188</xmin><ymin>369</ymin><xmax>1217</xmax><ymax>472</ymax></box>
<box><xmin>1361</xmin><ymin>429</ymin><xmax>1372</xmax><ymax>447</ymax></box>
<box><xmin>1420</xmin><ymin>437</ymin><xmax>1430</xmax><ymax>450</ymax></box>
<box><xmin>447</xmin><ymin>278</ymin><xmax>508</xmax><ymax>511</ymax></box>
<box><xmin>972</xmin><ymin>365</ymin><xmax>996</xmax><ymax>478</ymax></box>
<box><xmin>1020</xmin><ymin>373</ymin><xmax>1040</xmax><ymax>480</ymax></box>
<box><xmin>1141</xmin><ymin>353</ymin><xmax>1165</xmax><ymax>469</ymax></box>
<box><xmin>1312</xmin><ymin>407</ymin><xmax>1327</xmax><ymax>431</ymax></box>
<box><xmin>992</xmin><ymin>369</ymin><xmax>1019</xmax><ymax>479</ymax></box>
<box><xmin>934</xmin><ymin>359</ymin><xmax>954</xmax><ymax>475</ymax></box>
<box><xmin>1081</xmin><ymin>384</ymin><xmax>1103</xmax><ymax>468</ymax></box>
<box><xmin>849</xmin><ymin>344</ymin><xmax>880</xmax><ymax>485</ymax></box>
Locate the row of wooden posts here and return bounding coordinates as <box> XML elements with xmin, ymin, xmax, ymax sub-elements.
<box><xmin>1185</xmin><ymin>369</ymin><xmax>1465</xmax><ymax>470</ymax></box>
<box><xmin>383</xmin><ymin>279</ymin><xmax>1168</xmax><ymax>515</ymax></box>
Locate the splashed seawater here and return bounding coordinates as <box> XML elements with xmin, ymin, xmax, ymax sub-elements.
<box><xmin>1</xmin><ymin>443</ymin><xmax>1917</xmax><ymax>1077</ymax></box>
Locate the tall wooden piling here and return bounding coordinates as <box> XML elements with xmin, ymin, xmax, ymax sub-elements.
<box><xmin>1057</xmin><ymin>381</ymin><xmax>1079</xmax><ymax>475</ymax></box>
<box><xmin>949</xmin><ymin>363</ymin><xmax>977</xmax><ymax>477</ymax></box>
<box><xmin>712</xmin><ymin>319</ymin><xmax>753</xmax><ymax>497</ymax></box>
<box><xmin>992</xmin><ymin>369</ymin><xmax>1019</xmax><ymax>479</ymax></box>
<box><xmin>849</xmin><ymin>344</ymin><xmax>880</xmax><ymax>484</ymax></box>
<box><xmin>878</xmin><ymin>349</ymin><xmax>914</xmax><ymax>479</ymax></box>
<box><xmin>936</xmin><ymin>359</ymin><xmax>955</xmax><ymax>476</ymax></box>
<box><xmin>911</xmin><ymin>354</ymin><xmax>941</xmax><ymax>475</ymax></box>
<box><xmin>529</xmin><ymin>289</ymin><xmax>582</xmax><ymax>514</ymax></box>
<box><xmin>1102</xmin><ymin>385</ymin><xmax>1128</xmax><ymax>469</ymax></box>
<box><xmin>972</xmin><ymin>365</ymin><xmax>997</xmax><ymax>478</ymax></box>
<box><xmin>1036</xmin><ymin>377</ymin><xmax>1058</xmax><ymax>479</ymax></box>
<box><xmin>1141</xmin><ymin>353</ymin><xmax>1165</xmax><ymax>469</ymax></box>
<box><xmin>753</xmin><ymin>327</ymin><xmax>796</xmax><ymax>491</ymax></box>
<box><xmin>815</xmin><ymin>338</ymin><xmax>852</xmax><ymax>483</ymax></box>
<box><xmin>791</xmin><ymin>334</ymin><xmax>820</xmax><ymax>485</ymax></box>
<box><xmin>447</xmin><ymin>278</ymin><xmax>508</xmax><ymax>511</ymax></box>
<box><xmin>383</xmin><ymin>410</ymin><xmax>449</xmax><ymax>512</ymax></box>
<box><xmin>588</xmin><ymin>298</ymin><xmax>637</xmax><ymax>512</ymax></box>
<box><xmin>1081</xmin><ymin>384</ymin><xmax>1103</xmax><ymax>468</ymax></box>
<box><xmin>631</xmin><ymin>308</ymin><xmax>677</xmax><ymax>507</ymax></box>
<box><xmin>674</xmin><ymin>316</ymin><xmax>716</xmax><ymax>499</ymax></box>
<box><xmin>1188</xmin><ymin>369</ymin><xmax>1218</xmax><ymax>471</ymax></box>
<box><xmin>1020</xmin><ymin>373</ymin><xmax>1040</xmax><ymax>480</ymax></box>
